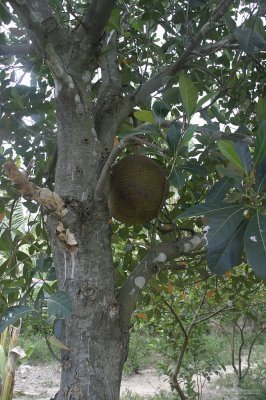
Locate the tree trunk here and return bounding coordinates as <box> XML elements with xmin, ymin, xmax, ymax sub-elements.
<box><xmin>48</xmin><ymin>87</ymin><xmax>129</xmax><ymax>399</ymax></box>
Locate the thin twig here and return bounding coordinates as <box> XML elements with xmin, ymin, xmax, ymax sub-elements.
<box><xmin>162</xmin><ymin>298</ymin><xmax>188</xmax><ymax>338</ymax></box>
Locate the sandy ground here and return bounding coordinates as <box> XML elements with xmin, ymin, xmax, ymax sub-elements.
<box><xmin>13</xmin><ymin>364</ymin><xmax>172</xmax><ymax>400</ymax></box>
<box><xmin>13</xmin><ymin>363</ymin><xmax>261</xmax><ymax>400</ymax></box>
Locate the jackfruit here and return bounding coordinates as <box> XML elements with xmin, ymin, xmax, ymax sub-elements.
<box><xmin>108</xmin><ymin>155</ymin><xmax>168</xmax><ymax>225</ymax></box>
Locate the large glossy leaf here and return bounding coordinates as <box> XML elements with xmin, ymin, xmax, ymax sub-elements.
<box><xmin>206</xmin><ymin>177</ymin><xmax>234</xmax><ymax>203</ymax></box>
<box><xmin>256</xmin><ymin>97</ymin><xmax>266</xmax><ymax>122</ymax></box>
<box><xmin>46</xmin><ymin>291</ymin><xmax>73</xmax><ymax>319</ymax></box>
<box><xmin>152</xmin><ymin>100</ymin><xmax>170</xmax><ymax>118</ymax></box>
<box><xmin>179</xmin><ymin>125</ymin><xmax>197</xmax><ymax>149</ymax></box>
<box><xmin>206</xmin><ymin>204</ymin><xmax>246</xmax><ymax>247</ymax></box>
<box><xmin>235</xmin><ymin>27</ymin><xmax>266</xmax><ymax>54</ymax></box>
<box><xmin>169</xmin><ymin>167</ymin><xmax>186</xmax><ymax>189</ymax></box>
<box><xmin>107</xmin><ymin>8</ymin><xmax>121</xmax><ymax>31</ymax></box>
<box><xmin>162</xmin><ymin>87</ymin><xmax>180</xmax><ymax>106</ymax></box>
<box><xmin>178</xmin><ymin>202</ymin><xmax>245</xmax><ymax>219</ymax></box>
<box><xmin>133</xmin><ymin>110</ymin><xmax>155</xmax><ymax>123</ymax></box>
<box><xmin>181</xmin><ymin>162</ymin><xmax>208</xmax><ymax>176</ymax></box>
<box><xmin>233</xmin><ymin>141</ymin><xmax>253</xmax><ymax>175</ymax></box>
<box><xmin>244</xmin><ymin>213</ymin><xmax>266</xmax><ymax>279</ymax></box>
<box><xmin>217</xmin><ymin>140</ymin><xmax>244</xmax><ymax>171</ymax></box>
<box><xmin>216</xmin><ymin>166</ymin><xmax>243</xmax><ymax>181</ymax></box>
<box><xmin>207</xmin><ymin>221</ymin><xmax>246</xmax><ymax>274</ymax></box>
<box><xmin>0</xmin><ymin>305</ymin><xmax>34</xmax><ymax>334</ymax></box>
<box><xmin>194</xmin><ymin>91</ymin><xmax>219</xmax><ymax>113</ymax></box>
<box><xmin>179</xmin><ymin>73</ymin><xmax>198</xmax><ymax>119</ymax></box>
<box><xmin>254</xmin><ymin>120</ymin><xmax>266</xmax><ymax>167</ymax></box>
<box><xmin>255</xmin><ymin>156</ymin><xmax>266</xmax><ymax>194</ymax></box>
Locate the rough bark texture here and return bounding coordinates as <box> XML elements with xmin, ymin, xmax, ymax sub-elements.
<box><xmin>48</xmin><ymin>82</ymin><xmax>129</xmax><ymax>398</ymax></box>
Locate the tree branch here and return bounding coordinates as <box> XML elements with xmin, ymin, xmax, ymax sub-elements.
<box><xmin>162</xmin><ymin>299</ymin><xmax>188</xmax><ymax>339</ymax></box>
<box><xmin>118</xmin><ymin>235</ymin><xmax>205</xmax><ymax>328</ymax></box>
<box><xmin>3</xmin><ymin>162</ymin><xmax>67</xmax><ymax>217</ymax></box>
<box><xmin>171</xmin><ymin>290</ymin><xmax>207</xmax><ymax>397</ymax></box>
<box><xmin>3</xmin><ymin>162</ymin><xmax>77</xmax><ymax>252</ymax></box>
<box><xmin>8</xmin><ymin>0</ymin><xmax>67</xmax><ymax>54</ymax></box>
<box><xmin>191</xmin><ymin>36</ymin><xmax>239</xmax><ymax>57</ymax></box>
<box><xmin>94</xmin><ymin>135</ymin><xmax>133</xmax><ymax>201</ymax></box>
<box><xmin>133</xmin><ymin>0</ymin><xmax>235</xmax><ymax>104</ymax></box>
<box><xmin>94</xmin><ymin>32</ymin><xmax>122</xmax><ymax>143</ymax></box>
<box><xmin>0</xmin><ymin>44</ymin><xmax>34</xmax><ymax>57</ymax></box>
<box><xmin>76</xmin><ymin>0</ymin><xmax>116</xmax><ymax>48</ymax></box>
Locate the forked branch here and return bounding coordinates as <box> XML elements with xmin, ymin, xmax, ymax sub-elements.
<box><xmin>118</xmin><ymin>235</ymin><xmax>205</xmax><ymax>328</ymax></box>
<box><xmin>8</xmin><ymin>0</ymin><xmax>67</xmax><ymax>53</ymax></box>
<box><xmin>76</xmin><ymin>0</ymin><xmax>116</xmax><ymax>47</ymax></box>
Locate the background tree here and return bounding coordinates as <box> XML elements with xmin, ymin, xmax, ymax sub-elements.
<box><xmin>0</xmin><ymin>0</ymin><xmax>266</xmax><ymax>399</ymax></box>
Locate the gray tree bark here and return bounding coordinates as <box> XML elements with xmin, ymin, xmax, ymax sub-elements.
<box><xmin>49</xmin><ymin>85</ymin><xmax>129</xmax><ymax>399</ymax></box>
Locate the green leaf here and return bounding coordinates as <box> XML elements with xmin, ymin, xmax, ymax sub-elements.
<box><xmin>223</xmin><ymin>14</ymin><xmax>237</xmax><ymax>32</ymax></box>
<box><xmin>179</xmin><ymin>125</ymin><xmax>197</xmax><ymax>149</ymax></box>
<box><xmin>256</xmin><ymin>97</ymin><xmax>266</xmax><ymax>122</ymax></box>
<box><xmin>11</xmin><ymin>200</ymin><xmax>25</xmax><ymax>232</ymax></box>
<box><xmin>206</xmin><ymin>205</ymin><xmax>246</xmax><ymax>250</ymax></box>
<box><xmin>207</xmin><ymin>221</ymin><xmax>246</xmax><ymax>274</ymax></box>
<box><xmin>152</xmin><ymin>100</ymin><xmax>170</xmax><ymax>118</ymax></box>
<box><xmin>0</xmin><ymin>230</ymin><xmax>13</xmax><ymax>252</ymax></box>
<box><xmin>0</xmin><ymin>305</ymin><xmax>34</xmax><ymax>334</ymax></box>
<box><xmin>179</xmin><ymin>73</ymin><xmax>198</xmax><ymax>119</ymax></box>
<box><xmin>107</xmin><ymin>8</ymin><xmax>121</xmax><ymax>31</ymax></box>
<box><xmin>181</xmin><ymin>162</ymin><xmax>208</xmax><ymax>176</ymax></box>
<box><xmin>254</xmin><ymin>120</ymin><xmax>266</xmax><ymax>167</ymax></box>
<box><xmin>166</xmin><ymin>123</ymin><xmax>182</xmax><ymax>154</ymax></box>
<box><xmin>234</xmin><ymin>141</ymin><xmax>253</xmax><ymax>175</ymax></box>
<box><xmin>217</xmin><ymin>140</ymin><xmax>244</xmax><ymax>171</ymax></box>
<box><xmin>206</xmin><ymin>177</ymin><xmax>234</xmax><ymax>203</ymax></box>
<box><xmin>11</xmin><ymin>87</ymin><xmax>24</xmax><ymax>109</ymax></box>
<box><xmin>244</xmin><ymin>213</ymin><xmax>266</xmax><ymax>279</ymax></box>
<box><xmin>134</xmin><ymin>110</ymin><xmax>155</xmax><ymax>123</ymax></box>
<box><xmin>211</xmin><ymin>106</ymin><xmax>227</xmax><ymax>124</ymax></box>
<box><xmin>194</xmin><ymin>91</ymin><xmax>219</xmax><ymax>113</ymax></box>
<box><xmin>169</xmin><ymin>168</ymin><xmax>186</xmax><ymax>189</ymax></box>
<box><xmin>235</xmin><ymin>27</ymin><xmax>266</xmax><ymax>55</ymax></box>
<box><xmin>48</xmin><ymin>335</ymin><xmax>70</xmax><ymax>350</ymax></box>
<box><xmin>255</xmin><ymin>157</ymin><xmax>266</xmax><ymax>194</ymax></box>
<box><xmin>177</xmin><ymin>202</ymin><xmax>245</xmax><ymax>220</ymax></box>
<box><xmin>162</xmin><ymin>87</ymin><xmax>180</xmax><ymax>106</ymax></box>
<box><xmin>0</xmin><ymin>198</ymin><xmax>5</xmax><ymax>213</ymax></box>
<box><xmin>118</xmin><ymin>125</ymin><xmax>160</xmax><ymax>138</ymax></box>
<box><xmin>46</xmin><ymin>291</ymin><xmax>73</xmax><ymax>319</ymax></box>
<box><xmin>0</xmin><ymin>3</ymin><xmax>12</xmax><ymax>24</ymax></box>
<box><xmin>216</xmin><ymin>166</ymin><xmax>243</xmax><ymax>181</ymax></box>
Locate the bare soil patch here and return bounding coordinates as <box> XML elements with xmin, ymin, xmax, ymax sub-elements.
<box><xmin>13</xmin><ymin>364</ymin><xmax>171</xmax><ymax>399</ymax></box>
<box><xmin>13</xmin><ymin>362</ymin><xmax>260</xmax><ymax>400</ymax></box>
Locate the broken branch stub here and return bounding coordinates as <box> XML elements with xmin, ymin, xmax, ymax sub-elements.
<box><xmin>3</xmin><ymin>162</ymin><xmax>78</xmax><ymax>252</ymax></box>
<box><xmin>3</xmin><ymin>162</ymin><xmax>67</xmax><ymax>218</ymax></box>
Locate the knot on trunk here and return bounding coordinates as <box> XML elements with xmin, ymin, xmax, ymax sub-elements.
<box><xmin>78</xmin><ymin>283</ymin><xmax>99</xmax><ymax>302</ymax></box>
<box><xmin>107</xmin><ymin>302</ymin><xmax>119</xmax><ymax>319</ymax></box>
